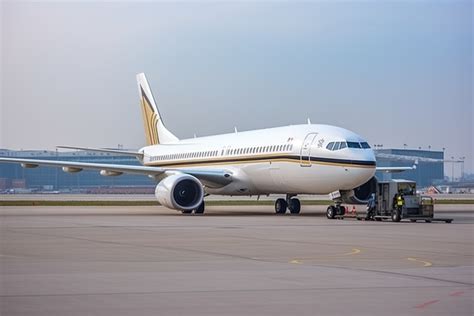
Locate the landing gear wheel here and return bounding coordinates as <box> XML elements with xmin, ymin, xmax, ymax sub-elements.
<box><xmin>194</xmin><ymin>201</ymin><xmax>205</xmax><ymax>214</ymax></box>
<box><xmin>392</xmin><ymin>209</ymin><xmax>401</xmax><ymax>222</ymax></box>
<box><xmin>181</xmin><ymin>210</ymin><xmax>192</xmax><ymax>214</ymax></box>
<box><xmin>326</xmin><ymin>206</ymin><xmax>336</xmax><ymax>219</ymax></box>
<box><xmin>275</xmin><ymin>198</ymin><xmax>288</xmax><ymax>214</ymax></box>
<box><xmin>288</xmin><ymin>198</ymin><xmax>301</xmax><ymax>214</ymax></box>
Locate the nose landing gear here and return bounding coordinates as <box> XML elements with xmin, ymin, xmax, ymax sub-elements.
<box><xmin>326</xmin><ymin>204</ymin><xmax>345</xmax><ymax>219</ymax></box>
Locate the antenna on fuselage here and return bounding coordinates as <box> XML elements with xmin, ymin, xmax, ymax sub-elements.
<box><xmin>307</xmin><ymin>118</ymin><xmax>311</xmax><ymax>125</ymax></box>
<box><xmin>234</xmin><ymin>127</ymin><xmax>238</xmax><ymax>133</ymax></box>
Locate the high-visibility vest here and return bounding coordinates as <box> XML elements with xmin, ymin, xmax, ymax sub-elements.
<box><xmin>397</xmin><ymin>196</ymin><xmax>404</xmax><ymax>206</ymax></box>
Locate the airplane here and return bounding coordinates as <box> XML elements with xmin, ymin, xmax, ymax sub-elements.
<box><xmin>0</xmin><ymin>73</ymin><xmax>414</xmax><ymax>217</ymax></box>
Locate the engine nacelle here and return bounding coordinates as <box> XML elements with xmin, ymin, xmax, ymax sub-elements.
<box><xmin>340</xmin><ymin>176</ymin><xmax>378</xmax><ymax>205</ymax></box>
<box><xmin>155</xmin><ymin>174</ymin><xmax>204</xmax><ymax>211</ymax></box>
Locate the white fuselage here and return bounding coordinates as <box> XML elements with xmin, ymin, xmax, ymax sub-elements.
<box><xmin>140</xmin><ymin>124</ymin><xmax>376</xmax><ymax>196</ymax></box>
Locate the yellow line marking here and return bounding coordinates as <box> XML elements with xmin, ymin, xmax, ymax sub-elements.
<box><xmin>344</xmin><ymin>248</ymin><xmax>361</xmax><ymax>256</ymax></box>
<box><xmin>290</xmin><ymin>248</ymin><xmax>361</xmax><ymax>264</ymax></box>
<box><xmin>407</xmin><ymin>257</ymin><xmax>432</xmax><ymax>267</ymax></box>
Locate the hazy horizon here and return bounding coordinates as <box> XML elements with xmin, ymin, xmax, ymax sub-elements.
<box><xmin>1</xmin><ymin>1</ymin><xmax>472</xmax><ymax>173</ymax></box>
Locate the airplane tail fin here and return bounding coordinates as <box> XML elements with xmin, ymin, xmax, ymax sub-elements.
<box><xmin>136</xmin><ymin>73</ymin><xmax>179</xmax><ymax>145</ymax></box>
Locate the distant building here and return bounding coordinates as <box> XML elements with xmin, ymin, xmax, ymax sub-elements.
<box><xmin>375</xmin><ymin>148</ymin><xmax>444</xmax><ymax>187</ymax></box>
<box><xmin>0</xmin><ymin>149</ymin><xmax>154</xmax><ymax>192</ymax></box>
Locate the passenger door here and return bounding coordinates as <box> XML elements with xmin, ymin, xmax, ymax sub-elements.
<box><xmin>300</xmin><ymin>133</ymin><xmax>318</xmax><ymax>167</ymax></box>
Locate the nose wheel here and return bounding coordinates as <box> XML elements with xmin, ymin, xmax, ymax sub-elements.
<box><xmin>327</xmin><ymin>204</ymin><xmax>345</xmax><ymax>219</ymax></box>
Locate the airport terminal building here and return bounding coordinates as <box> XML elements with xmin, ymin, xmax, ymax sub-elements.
<box><xmin>1</xmin><ymin>148</ymin><xmax>444</xmax><ymax>192</ymax></box>
<box><xmin>0</xmin><ymin>149</ymin><xmax>154</xmax><ymax>192</ymax></box>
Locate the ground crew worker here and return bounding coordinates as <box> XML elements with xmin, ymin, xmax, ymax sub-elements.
<box><xmin>396</xmin><ymin>193</ymin><xmax>405</xmax><ymax>213</ymax></box>
<box><xmin>366</xmin><ymin>193</ymin><xmax>376</xmax><ymax>220</ymax></box>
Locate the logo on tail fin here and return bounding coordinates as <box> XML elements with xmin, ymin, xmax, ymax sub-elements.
<box><xmin>137</xmin><ymin>73</ymin><xmax>179</xmax><ymax>146</ymax></box>
<box><xmin>139</xmin><ymin>87</ymin><xmax>160</xmax><ymax>145</ymax></box>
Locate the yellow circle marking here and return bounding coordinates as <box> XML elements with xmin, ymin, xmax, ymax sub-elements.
<box><xmin>407</xmin><ymin>257</ymin><xmax>432</xmax><ymax>267</ymax></box>
<box><xmin>289</xmin><ymin>248</ymin><xmax>361</xmax><ymax>264</ymax></box>
<box><xmin>344</xmin><ymin>248</ymin><xmax>361</xmax><ymax>256</ymax></box>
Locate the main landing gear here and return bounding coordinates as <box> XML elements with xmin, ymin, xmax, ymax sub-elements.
<box><xmin>182</xmin><ymin>201</ymin><xmax>205</xmax><ymax>215</ymax></box>
<box><xmin>275</xmin><ymin>194</ymin><xmax>301</xmax><ymax>215</ymax></box>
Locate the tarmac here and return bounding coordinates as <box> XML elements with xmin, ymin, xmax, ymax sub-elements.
<box><xmin>1</xmin><ymin>205</ymin><xmax>473</xmax><ymax>316</ymax></box>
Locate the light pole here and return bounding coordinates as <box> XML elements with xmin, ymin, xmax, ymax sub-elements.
<box><xmin>451</xmin><ymin>156</ymin><xmax>455</xmax><ymax>182</ymax></box>
<box><xmin>459</xmin><ymin>157</ymin><xmax>465</xmax><ymax>181</ymax></box>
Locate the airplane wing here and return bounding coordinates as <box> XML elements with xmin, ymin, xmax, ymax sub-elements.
<box><xmin>375</xmin><ymin>166</ymin><xmax>416</xmax><ymax>173</ymax></box>
<box><xmin>0</xmin><ymin>158</ymin><xmax>233</xmax><ymax>187</ymax></box>
<box><xmin>57</xmin><ymin>146</ymin><xmax>144</xmax><ymax>159</ymax></box>
<box><xmin>376</xmin><ymin>160</ymin><xmax>417</xmax><ymax>173</ymax></box>
<box><xmin>375</xmin><ymin>153</ymin><xmax>443</xmax><ymax>163</ymax></box>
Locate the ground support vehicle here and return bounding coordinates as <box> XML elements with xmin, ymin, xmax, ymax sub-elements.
<box><xmin>328</xmin><ymin>179</ymin><xmax>453</xmax><ymax>223</ymax></box>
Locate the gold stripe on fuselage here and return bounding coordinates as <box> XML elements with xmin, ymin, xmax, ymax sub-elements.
<box><xmin>144</xmin><ymin>155</ymin><xmax>375</xmax><ymax>169</ymax></box>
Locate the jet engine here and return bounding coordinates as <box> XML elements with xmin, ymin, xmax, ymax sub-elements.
<box><xmin>155</xmin><ymin>174</ymin><xmax>204</xmax><ymax>211</ymax></box>
<box><xmin>340</xmin><ymin>177</ymin><xmax>378</xmax><ymax>205</ymax></box>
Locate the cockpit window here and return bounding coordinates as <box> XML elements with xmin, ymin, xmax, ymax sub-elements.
<box><xmin>347</xmin><ymin>142</ymin><xmax>362</xmax><ymax>149</ymax></box>
<box><xmin>327</xmin><ymin>140</ymin><xmax>369</xmax><ymax>151</ymax></box>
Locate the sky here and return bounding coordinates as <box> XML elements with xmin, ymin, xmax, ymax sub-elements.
<box><xmin>1</xmin><ymin>1</ymin><xmax>472</xmax><ymax>174</ymax></box>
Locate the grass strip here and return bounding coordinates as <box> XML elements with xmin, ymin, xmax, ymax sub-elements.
<box><xmin>1</xmin><ymin>199</ymin><xmax>473</xmax><ymax>207</ymax></box>
<box><xmin>0</xmin><ymin>200</ymin><xmax>333</xmax><ymax>207</ymax></box>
